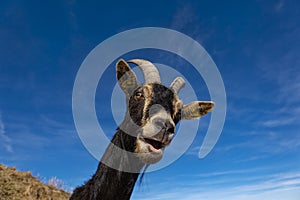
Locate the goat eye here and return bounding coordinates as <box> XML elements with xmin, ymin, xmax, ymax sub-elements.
<box><xmin>135</xmin><ymin>92</ymin><xmax>143</xmax><ymax>100</ymax></box>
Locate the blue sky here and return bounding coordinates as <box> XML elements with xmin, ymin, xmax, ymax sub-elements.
<box><xmin>1</xmin><ymin>0</ymin><xmax>300</xmax><ymax>199</ymax></box>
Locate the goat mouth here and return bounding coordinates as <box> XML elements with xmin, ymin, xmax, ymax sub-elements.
<box><xmin>142</xmin><ymin>137</ymin><xmax>164</xmax><ymax>153</ymax></box>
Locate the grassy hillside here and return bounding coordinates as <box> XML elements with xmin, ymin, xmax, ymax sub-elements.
<box><xmin>0</xmin><ymin>164</ymin><xmax>71</xmax><ymax>200</ymax></box>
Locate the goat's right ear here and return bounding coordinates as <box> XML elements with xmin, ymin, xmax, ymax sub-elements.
<box><xmin>116</xmin><ymin>59</ymin><xmax>138</xmax><ymax>97</ymax></box>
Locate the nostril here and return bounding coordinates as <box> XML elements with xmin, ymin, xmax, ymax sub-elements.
<box><xmin>165</xmin><ymin>121</ymin><xmax>175</xmax><ymax>133</ymax></box>
<box><xmin>167</xmin><ymin>127</ymin><xmax>175</xmax><ymax>133</ymax></box>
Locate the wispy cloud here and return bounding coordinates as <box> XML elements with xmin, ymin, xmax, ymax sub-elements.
<box><xmin>231</xmin><ymin>172</ymin><xmax>300</xmax><ymax>194</ymax></box>
<box><xmin>170</xmin><ymin>3</ymin><xmax>213</xmax><ymax>46</ymax></box>
<box><xmin>0</xmin><ymin>112</ymin><xmax>80</xmax><ymax>166</ymax></box>
<box><xmin>0</xmin><ymin>113</ymin><xmax>13</xmax><ymax>153</ymax></box>
<box><xmin>261</xmin><ymin>117</ymin><xmax>297</xmax><ymax>127</ymax></box>
<box><xmin>194</xmin><ymin>167</ymin><xmax>270</xmax><ymax>178</ymax></box>
<box><xmin>132</xmin><ymin>170</ymin><xmax>300</xmax><ymax>200</ymax></box>
<box><xmin>274</xmin><ymin>0</ymin><xmax>285</xmax><ymax>12</ymax></box>
<box><xmin>212</xmin><ymin>127</ymin><xmax>300</xmax><ymax>161</ymax></box>
<box><xmin>258</xmin><ymin>28</ymin><xmax>300</xmax><ymax>106</ymax></box>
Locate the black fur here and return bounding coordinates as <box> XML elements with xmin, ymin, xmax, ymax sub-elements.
<box><xmin>147</xmin><ymin>84</ymin><xmax>175</xmax><ymax>118</ymax></box>
<box><xmin>128</xmin><ymin>87</ymin><xmax>146</xmax><ymax>127</ymax></box>
<box><xmin>70</xmin><ymin>84</ymin><xmax>180</xmax><ymax>200</ymax></box>
<box><xmin>70</xmin><ymin>128</ymin><xmax>144</xmax><ymax>200</ymax></box>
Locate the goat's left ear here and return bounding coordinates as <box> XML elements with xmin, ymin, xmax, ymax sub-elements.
<box><xmin>116</xmin><ymin>59</ymin><xmax>138</xmax><ymax>97</ymax></box>
<box><xmin>181</xmin><ymin>101</ymin><xmax>214</xmax><ymax>120</ymax></box>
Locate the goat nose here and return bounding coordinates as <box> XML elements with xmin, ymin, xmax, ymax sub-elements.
<box><xmin>153</xmin><ymin>118</ymin><xmax>175</xmax><ymax>133</ymax></box>
<box><xmin>166</xmin><ymin>122</ymin><xmax>175</xmax><ymax>133</ymax></box>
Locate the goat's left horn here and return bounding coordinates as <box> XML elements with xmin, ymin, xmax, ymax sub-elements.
<box><xmin>170</xmin><ymin>77</ymin><xmax>185</xmax><ymax>93</ymax></box>
<box><xmin>128</xmin><ymin>59</ymin><xmax>161</xmax><ymax>84</ymax></box>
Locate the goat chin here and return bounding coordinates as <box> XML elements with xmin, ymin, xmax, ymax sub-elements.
<box><xmin>135</xmin><ymin>136</ymin><xmax>164</xmax><ymax>164</ymax></box>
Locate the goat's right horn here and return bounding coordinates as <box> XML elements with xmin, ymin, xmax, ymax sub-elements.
<box><xmin>128</xmin><ymin>59</ymin><xmax>161</xmax><ymax>84</ymax></box>
<box><xmin>170</xmin><ymin>77</ymin><xmax>185</xmax><ymax>93</ymax></box>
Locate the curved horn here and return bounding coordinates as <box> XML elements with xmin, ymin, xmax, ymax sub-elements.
<box><xmin>170</xmin><ymin>77</ymin><xmax>185</xmax><ymax>93</ymax></box>
<box><xmin>128</xmin><ymin>59</ymin><xmax>161</xmax><ymax>83</ymax></box>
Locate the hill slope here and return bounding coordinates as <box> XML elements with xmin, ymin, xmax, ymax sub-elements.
<box><xmin>0</xmin><ymin>164</ymin><xmax>71</xmax><ymax>200</ymax></box>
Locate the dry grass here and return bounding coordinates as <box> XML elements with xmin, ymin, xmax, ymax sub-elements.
<box><xmin>0</xmin><ymin>164</ymin><xmax>71</xmax><ymax>200</ymax></box>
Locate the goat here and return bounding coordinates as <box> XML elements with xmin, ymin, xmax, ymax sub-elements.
<box><xmin>70</xmin><ymin>59</ymin><xmax>214</xmax><ymax>200</ymax></box>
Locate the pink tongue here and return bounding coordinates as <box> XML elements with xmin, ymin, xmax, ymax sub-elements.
<box><xmin>149</xmin><ymin>145</ymin><xmax>162</xmax><ymax>153</ymax></box>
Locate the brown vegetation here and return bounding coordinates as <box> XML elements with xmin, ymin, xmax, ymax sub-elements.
<box><xmin>0</xmin><ymin>164</ymin><xmax>70</xmax><ymax>200</ymax></box>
